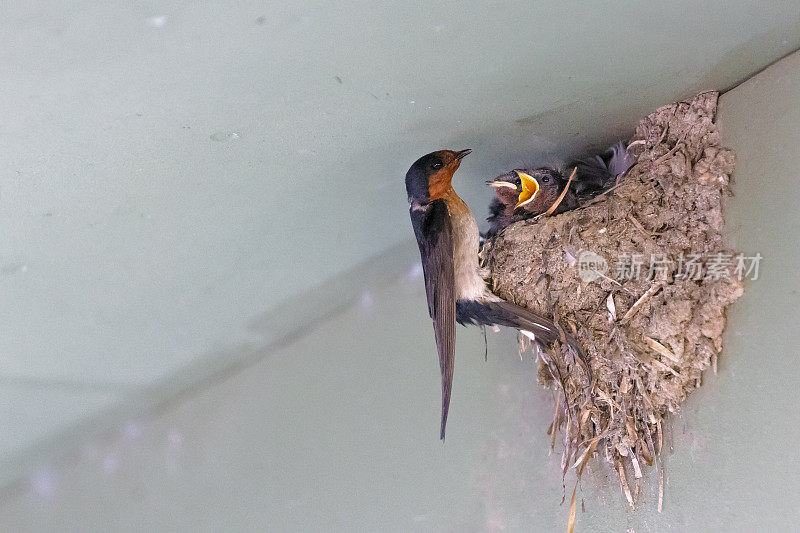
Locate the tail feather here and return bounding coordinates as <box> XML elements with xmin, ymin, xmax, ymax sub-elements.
<box><xmin>457</xmin><ymin>299</ymin><xmax>590</xmax><ymax>378</ymax></box>
<box><xmin>495</xmin><ymin>300</ymin><xmax>561</xmax><ymax>345</ymax></box>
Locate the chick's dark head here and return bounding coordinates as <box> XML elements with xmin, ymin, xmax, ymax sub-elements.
<box><xmin>489</xmin><ymin>168</ymin><xmax>562</xmax><ymax>215</ymax></box>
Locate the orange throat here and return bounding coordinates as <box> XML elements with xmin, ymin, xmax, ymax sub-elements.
<box><xmin>428</xmin><ymin>159</ymin><xmax>463</xmax><ymax>201</ymax></box>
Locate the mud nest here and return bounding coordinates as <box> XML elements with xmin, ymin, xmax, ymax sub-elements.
<box><xmin>483</xmin><ymin>92</ymin><xmax>743</xmax><ymax>510</ymax></box>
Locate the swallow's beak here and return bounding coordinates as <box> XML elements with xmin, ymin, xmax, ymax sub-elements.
<box><xmin>487</xmin><ymin>180</ymin><xmax>517</xmax><ymax>189</ymax></box>
<box><xmin>514</xmin><ymin>171</ymin><xmax>540</xmax><ymax>207</ymax></box>
<box><xmin>455</xmin><ymin>149</ymin><xmax>472</xmax><ymax>160</ymax></box>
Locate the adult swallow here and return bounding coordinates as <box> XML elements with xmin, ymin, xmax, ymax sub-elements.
<box><xmin>405</xmin><ymin>149</ymin><xmax>587</xmax><ymax>440</ymax></box>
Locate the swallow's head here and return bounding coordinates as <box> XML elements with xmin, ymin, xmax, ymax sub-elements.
<box><xmin>517</xmin><ymin>168</ymin><xmax>563</xmax><ymax>214</ymax></box>
<box><xmin>487</xmin><ymin>172</ymin><xmax>522</xmax><ymax>214</ymax></box>
<box><xmin>406</xmin><ymin>149</ymin><xmax>471</xmax><ymax>203</ymax></box>
<box><xmin>514</xmin><ymin>170</ymin><xmax>543</xmax><ymax>207</ymax></box>
<box><xmin>488</xmin><ymin>168</ymin><xmax>561</xmax><ymax>214</ymax></box>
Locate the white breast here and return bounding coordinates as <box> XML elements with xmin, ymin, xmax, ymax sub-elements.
<box><xmin>449</xmin><ymin>206</ymin><xmax>492</xmax><ymax>302</ymax></box>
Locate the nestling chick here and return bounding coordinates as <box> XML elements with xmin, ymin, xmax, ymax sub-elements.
<box><xmin>486</xmin><ymin>142</ymin><xmax>634</xmax><ymax>236</ymax></box>
<box><xmin>486</xmin><ymin>167</ymin><xmax>574</xmax><ymax>236</ymax></box>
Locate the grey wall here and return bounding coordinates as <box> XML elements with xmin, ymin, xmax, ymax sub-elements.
<box><xmin>3</xmin><ymin>54</ymin><xmax>800</xmax><ymax>528</ymax></box>
<box><xmin>1</xmin><ymin>1</ymin><xmax>800</xmax><ymax>530</ymax></box>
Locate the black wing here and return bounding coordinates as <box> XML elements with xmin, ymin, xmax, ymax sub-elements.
<box><xmin>410</xmin><ymin>199</ymin><xmax>456</xmax><ymax>440</ymax></box>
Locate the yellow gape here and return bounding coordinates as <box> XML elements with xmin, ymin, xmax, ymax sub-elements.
<box><xmin>514</xmin><ymin>171</ymin><xmax>540</xmax><ymax>207</ymax></box>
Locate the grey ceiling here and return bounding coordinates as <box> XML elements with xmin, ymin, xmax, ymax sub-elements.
<box><xmin>1</xmin><ymin>0</ymin><xmax>799</xmax><ymax>474</ymax></box>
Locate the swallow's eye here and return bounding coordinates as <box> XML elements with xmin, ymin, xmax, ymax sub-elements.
<box><xmin>431</xmin><ymin>161</ymin><xmax>443</xmax><ymax>170</ymax></box>
<box><xmin>541</xmin><ymin>176</ymin><xmax>549</xmax><ymax>183</ymax></box>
